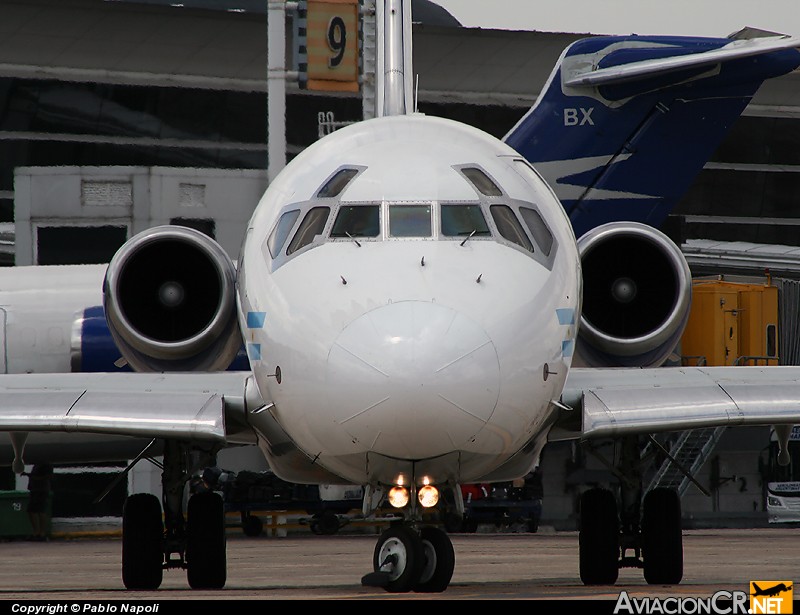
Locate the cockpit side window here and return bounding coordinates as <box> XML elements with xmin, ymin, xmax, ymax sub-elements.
<box><xmin>441</xmin><ymin>204</ymin><xmax>490</xmax><ymax>237</ymax></box>
<box><xmin>330</xmin><ymin>205</ymin><xmax>381</xmax><ymax>238</ymax></box>
<box><xmin>520</xmin><ymin>206</ymin><xmax>554</xmax><ymax>256</ymax></box>
<box><xmin>490</xmin><ymin>204</ymin><xmax>534</xmax><ymax>252</ymax></box>
<box><xmin>389</xmin><ymin>204</ymin><xmax>432</xmax><ymax>237</ymax></box>
<box><xmin>317</xmin><ymin>168</ymin><xmax>359</xmax><ymax>198</ymax></box>
<box><xmin>461</xmin><ymin>167</ymin><xmax>503</xmax><ymax>197</ymax></box>
<box><xmin>267</xmin><ymin>209</ymin><xmax>301</xmax><ymax>258</ymax></box>
<box><xmin>286</xmin><ymin>206</ymin><xmax>330</xmax><ymax>255</ymax></box>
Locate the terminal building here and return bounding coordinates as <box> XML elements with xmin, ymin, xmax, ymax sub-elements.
<box><xmin>2</xmin><ymin>0</ymin><xmax>800</xmax><ymax>531</ymax></box>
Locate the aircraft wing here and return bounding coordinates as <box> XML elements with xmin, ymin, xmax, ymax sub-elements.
<box><xmin>563</xmin><ymin>34</ymin><xmax>800</xmax><ymax>87</ymax></box>
<box><xmin>552</xmin><ymin>365</ymin><xmax>800</xmax><ymax>441</ymax></box>
<box><xmin>0</xmin><ymin>371</ymin><xmax>260</xmax><ymax>444</ymax></box>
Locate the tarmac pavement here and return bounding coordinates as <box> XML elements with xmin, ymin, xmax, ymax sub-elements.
<box><xmin>0</xmin><ymin>527</ymin><xmax>798</xmax><ymax>601</ymax></box>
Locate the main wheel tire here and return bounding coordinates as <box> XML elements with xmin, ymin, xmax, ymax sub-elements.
<box><xmin>372</xmin><ymin>525</ymin><xmax>425</xmax><ymax>593</ymax></box>
<box><xmin>186</xmin><ymin>492</ymin><xmax>227</xmax><ymax>589</ymax></box>
<box><xmin>462</xmin><ymin>518</ymin><xmax>479</xmax><ymax>533</ymax></box>
<box><xmin>122</xmin><ymin>493</ymin><xmax>164</xmax><ymax>590</ymax></box>
<box><xmin>242</xmin><ymin>514</ymin><xmax>263</xmax><ymax>537</ymax></box>
<box><xmin>579</xmin><ymin>487</ymin><xmax>620</xmax><ymax>585</ymax></box>
<box><xmin>642</xmin><ymin>487</ymin><xmax>683</xmax><ymax>584</ymax></box>
<box><xmin>443</xmin><ymin>512</ymin><xmax>463</xmax><ymax>533</ymax></box>
<box><xmin>414</xmin><ymin>526</ymin><xmax>455</xmax><ymax>593</ymax></box>
<box><xmin>315</xmin><ymin>511</ymin><xmax>340</xmax><ymax>535</ymax></box>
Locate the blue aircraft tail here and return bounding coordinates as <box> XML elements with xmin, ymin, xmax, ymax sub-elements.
<box><xmin>504</xmin><ymin>30</ymin><xmax>800</xmax><ymax>238</ymax></box>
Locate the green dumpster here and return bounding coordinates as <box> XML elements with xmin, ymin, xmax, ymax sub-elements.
<box><xmin>0</xmin><ymin>490</ymin><xmax>33</xmax><ymax>538</ymax></box>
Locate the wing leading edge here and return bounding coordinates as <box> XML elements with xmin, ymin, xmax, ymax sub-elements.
<box><xmin>0</xmin><ymin>371</ymin><xmax>260</xmax><ymax>444</ymax></box>
<box><xmin>553</xmin><ymin>365</ymin><xmax>800</xmax><ymax>441</ymax></box>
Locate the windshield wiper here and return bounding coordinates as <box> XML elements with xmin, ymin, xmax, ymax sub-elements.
<box><xmin>345</xmin><ymin>232</ymin><xmax>362</xmax><ymax>247</ymax></box>
<box><xmin>460</xmin><ymin>230</ymin><xmax>477</xmax><ymax>246</ymax></box>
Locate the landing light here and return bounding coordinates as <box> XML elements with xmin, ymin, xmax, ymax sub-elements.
<box><xmin>418</xmin><ymin>484</ymin><xmax>439</xmax><ymax>508</ymax></box>
<box><xmin>388</xmin><ymin>486</ymin><xmax>410</xmax><ymax>508</ymax></box>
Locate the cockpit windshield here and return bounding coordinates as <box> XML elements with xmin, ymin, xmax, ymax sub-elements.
<box><xmin>490</xmin><ymin>204</ymin><xmax>534</xmax><ymax>252</ymax></box>
<box><xmin>317</xmin><ymin>168</ymin><xmax>359</xmax><ymax>199</ymax></box>
<box><xmin>267</xmin><ymin>183</ymin><xmax>557</xmax><ymax>271</ymax></box>
<box><xmin>441</xmin><ymin>204</ymin><xmax>490</xmax><ymax>237</ymax></box>
<box><xmin>389</xmin><ymin>204</ymin><xmax>432</xmax><ymax>237</ymax></box>
<box><xmin>330</xmin><ymin>205</ymin><xmax>380</xmax><ymax>238</ymax></box>
<box><xmin>286</xmin><ymin>207</ymin><xmax>330</xmax><ymax>255</ymax></box>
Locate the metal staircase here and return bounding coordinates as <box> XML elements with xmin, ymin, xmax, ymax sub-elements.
<box><xmin>645</xmin><ymin>427</ymin><xmax>727</xmax><ymax>496</ymax></box>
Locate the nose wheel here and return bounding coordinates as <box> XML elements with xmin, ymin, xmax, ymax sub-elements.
<box><xmin>362</xmin><ymin>524</ymin><xmax>455</xmax><ymax>593</ymax></box>
<box><xmin>415</xmin><ymin>526</ymin><xmax>455</xmax><ymax>592</ymax></box>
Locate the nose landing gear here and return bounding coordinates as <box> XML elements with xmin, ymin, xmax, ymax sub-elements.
<box><xmin>361</xmin><ymin>523</ymin><xmax>456</xmax><ymax>593</ymax></box>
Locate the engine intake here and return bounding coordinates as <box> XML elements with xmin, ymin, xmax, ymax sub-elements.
<box><xmin>576</xmin><ymin>222</ymin><xmax>692</xmax><ymax>367</ymax></box>
<box><xmin>103</xmin><ymin>225</ymin><xmax>241</xmax><ymax>372</ymax></box>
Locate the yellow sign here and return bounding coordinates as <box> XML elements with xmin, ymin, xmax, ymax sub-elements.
<box><xmin>306</xmin><ymin>0</ymin><xmax>360</xmax><ymax>92</ymax></box>
<box><xmin>750</xmin><ymin>581</ymin><xmax>794</xmax><ymax>614</ymax></box>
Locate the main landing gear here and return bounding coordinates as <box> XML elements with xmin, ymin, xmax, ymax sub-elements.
<box><xmin>578</xmin><ymin>436</ymin><xmax>684</xmax><ymax>586</ymax></box>
<box><xmin>121</xmin><ymin>440</ymin><xmax>227</xmax><ymax>590</ymax></box>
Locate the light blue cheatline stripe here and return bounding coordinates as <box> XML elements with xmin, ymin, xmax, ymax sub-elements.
<box><xmin>556</xmin><ymin>308</ymin><xmax>575</xmax><ymax>325</ymax></box>
<box><xmin>562</xmin><ymin>339</ymin><xmax>574</xmax><ymax>358</ymax></box>
<box><xmin>247</xmin><ymin>311</ymin><xmax>266</xmax><ymax>328</ymax></box>
<box><xmin>247</xmin><ymin>343</ymin><xmax>262</xmax><ymax>361</ymax></box>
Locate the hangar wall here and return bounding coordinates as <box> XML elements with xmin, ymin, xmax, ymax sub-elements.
<box><xmin>3</xmin><ymin>1</ymin><xmax>800</xmax><ymax>262</ymax></box>
<box><xmin>13</xmin><ymin>166</ymin><xmax>267</xmax><ymax>265</ymax></box>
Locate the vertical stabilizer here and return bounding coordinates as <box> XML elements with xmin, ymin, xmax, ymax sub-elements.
<box><xmin>375</xmin><ymin>0</ymin><xmax>414</xmax><ymax>117</ymax></box>
<box><xmin>504</xmin><ymin>34</ymin><xmax>800</xmax><ymax>237</ymax></box>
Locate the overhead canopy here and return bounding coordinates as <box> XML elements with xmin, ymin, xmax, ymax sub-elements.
<box><xmin>0</xmin><ymin>1</ymin><xmax>797</xmax><ymax>109</ymax></box>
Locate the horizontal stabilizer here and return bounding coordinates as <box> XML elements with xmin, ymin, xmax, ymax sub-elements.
<box><xmin>504</xmin><ymin>31</ymin><xmax>800</xmax><ymax>237</ymax></box>
<box><xmin>564</xmin><ymin>34</ymin><xmax>800</xmax><ymax>87</ymax></box>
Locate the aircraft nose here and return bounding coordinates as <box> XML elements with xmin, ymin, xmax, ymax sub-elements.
<box><xmin>326</xmin><ymin>301</ymin><xmax>500</xmax><ymax>459</ymax></box>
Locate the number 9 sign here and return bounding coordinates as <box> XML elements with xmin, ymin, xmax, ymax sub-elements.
<box><xmin>307</xmin><ymin>0</ymin><xmax>359</xmax><ymax>92</ymax></box>
<box><xmin>327</xmin><ymin>15</ymin><xmax>347</xmax><ymax>68</ymax></box>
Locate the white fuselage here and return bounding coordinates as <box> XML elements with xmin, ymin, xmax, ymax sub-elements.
<box><xmin>0</xmin><ymin>264</ymin><xmax>105</xmax><ymax>374</ymax></box>
<box><xmin>238</xmin><ymin>114</ymin><xmax>582</xmax><ymax>487</ymax></box>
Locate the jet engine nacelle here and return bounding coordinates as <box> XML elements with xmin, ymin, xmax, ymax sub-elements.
<box><xmin>576</xmin><ymin>222</ymin><xmax>692</xmax><ymax>368</ymax></box>
<box><xmin>103</xmin><ymin>225</ymin><xmax>241</xmax><ymax>372</ymax></box>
